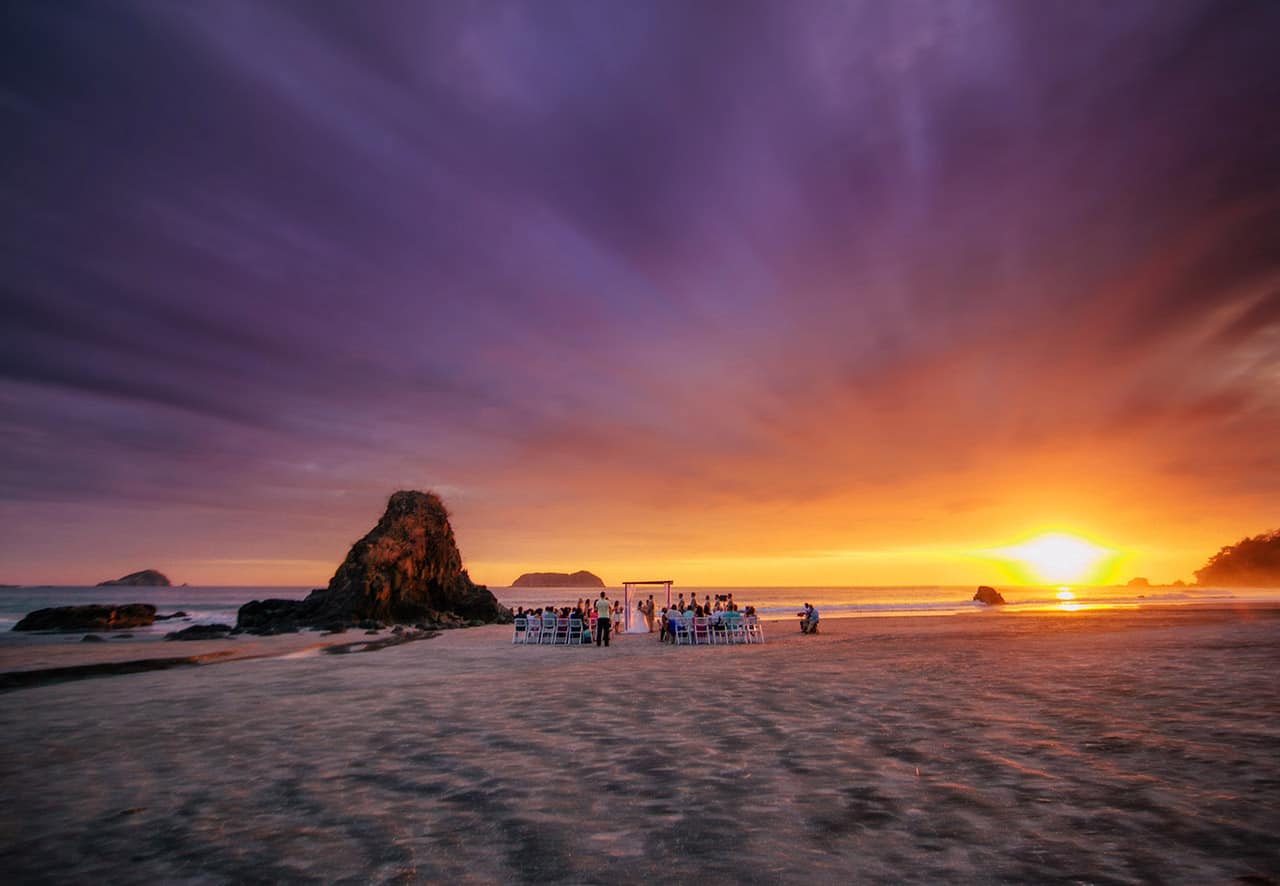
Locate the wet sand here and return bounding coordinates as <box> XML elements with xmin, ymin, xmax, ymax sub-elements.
<box><xmin>1</xmin><ymin>608</ymin><xmax>1278</xmax><ymax>884</ymax></box>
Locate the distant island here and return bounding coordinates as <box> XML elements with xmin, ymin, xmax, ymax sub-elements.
<box><xmin>512</xmin><ymin>570</ymin><xmax>604</xmax><ymax>588</ymax></box>
<box><xmin>1195</xmin><ymin>530</ymin><xmax>1280</xmax><ymax>587</ymax></box>
<box><xmin>96</xmin><ymin>569</ymin><xmax>171</xmax><ymax>587</ymax></box>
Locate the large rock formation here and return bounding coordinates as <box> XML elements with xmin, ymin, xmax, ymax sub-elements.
<box><xmin>511</xmin><ymin>570</ymin><xmax>605</xmax><ymax>588</ymax></box>
<box><xmin>973</xmin><ymin>586</ymin><xmax>1006</xmax><ymax>605</ymax></box>
<box><xmin>237</xmin><ymin>491</ymin><xmax>508</xmax><ymax>633</ymax></box>
<box><xmin>97</xmin><ymin>569</ymin><xmax>170</xmax><ymax>587</ymax></box>
<box><xmin>13</xmin><ymin>604</ymin><xmax>157</xmax><ymax>632</ymax></box>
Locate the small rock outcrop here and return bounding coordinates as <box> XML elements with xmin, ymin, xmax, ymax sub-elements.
<box><xmin>237</xmin><ymin>491</ymin><xmax>508</xmax><ymax>634</ymax></box>
<box><xmin>1127</xmin><ymin>577</ymin><xmax>1150</xmax><ymax>588</ymax></box>
<box><xmin>973</xmin><ymin>586</ymin><xmax>1006</xmax><ymax>606</ymax></box>
<box><xmin>165</xmin><ymin>624</ymin><xmax>232</xmax><ymax>641</ymax></box>
<box><xmin>511</xmin><ymin>570</ymin><xmax>605</xmax><ymax>588</ymax></box>
<box><xmin>97</xmin><ymin>570</ymin><xmax>171</xmax><ymax>587</ymax></box>
<box><xmin>13</xmin><ymin>604</ymin><xmax>157</xmax><ymax>632</ymax></box>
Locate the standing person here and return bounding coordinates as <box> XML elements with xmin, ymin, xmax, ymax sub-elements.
<box><xmin>594</xmin><ymin>591</ymin><xmax>612</xmax><ymax>647</ymax></box>
<box><xmin>644</xmin><ymin>595</ymin><xmax>656</xmax><ymax>632</ymax></box>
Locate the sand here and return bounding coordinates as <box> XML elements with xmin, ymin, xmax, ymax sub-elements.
<box><xmin>1</xmin><ymin>607</ymin><xmax>1277</xmax><ymax>884</ymax></box>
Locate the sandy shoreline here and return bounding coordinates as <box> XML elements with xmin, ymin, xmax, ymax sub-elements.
<box><xmin>2</xmin><ymin>607</ymin><xmax>1278</xmax><ymax>883</ymax></box>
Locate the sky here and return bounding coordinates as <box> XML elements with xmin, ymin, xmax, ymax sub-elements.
<box><xmin>2</xmin><ymin>0</ymin><xmax>1278</xmax><ymax>588</ymax></box>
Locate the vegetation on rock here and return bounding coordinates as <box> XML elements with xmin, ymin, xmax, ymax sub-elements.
<box><xmin>1194</xmin><ymin>530</ymin><xmax>1280</xmax><ymax>587</ymax></box>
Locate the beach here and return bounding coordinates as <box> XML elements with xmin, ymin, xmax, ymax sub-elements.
<box><xmin>2</xmin><ymin>607</ymin><xmax>1278</xmax><ymax>884</ymax></box>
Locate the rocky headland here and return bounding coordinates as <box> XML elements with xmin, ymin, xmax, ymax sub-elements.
<box><xmin>511</xmin><ymin>570</ymin><xmax>605</xmax><ymax>588</ymax></box>
<box><xmin>96</xmin><ymin>570</ymin><xmax>171</xmax><ymax>587</ymax></box>
<box><xmin>1194</xmin><ymin>530</ymin><xmax>1280</xmax><ymax>587</ymax></box>
<box><xmin>237</xmin><ymin>490</ymin><xmax>508</xmax><ymax>634</ymax></box>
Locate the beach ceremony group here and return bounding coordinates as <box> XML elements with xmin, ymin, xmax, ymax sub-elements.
<box><xmin>3</xmin><ymin>0</ymin><xmax>1279</xmax><ymax>883</ymax></box>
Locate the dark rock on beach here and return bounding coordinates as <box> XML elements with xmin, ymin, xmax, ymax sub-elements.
<box><xmin>164</xmin><ymin>624</ymin><xmax>232</xmax><ymax>641</ymax></box>
<box><xmin>973</xmin><ymin>586</ymin><xmax>1006</xmax><ymax>605</ymax></box>
<box><xmin>237</xmin><ymin>490</ymin><xmax>510</xmax><ymax>633</ymax></box>
<box><xmin>96</xmin><ymin>570</ymin><xmax>171</xmax><ymax>587</ymax></box>
<box><xmin>154</xmin><ymin>611</ymin><xmax>189</xmax><ymax>621</ymax></box>
<box><xmin>13</xmin><ymin>604</ymin><xmax>157</xmax><ymax>632</ymax></box>
<box><xmin>236</xmin><ymin>599</ymin><xmax>306</xmax><ymax>635</ymax></box>
<box><xmin>511</xmin><ymin>570</ymin><xmax>605</xmax><ymax>588</ymax></box>
<box><xmin>81</xmin><ymin>634</ymin><xmax>104</xmax><ymax>643</ymax></box>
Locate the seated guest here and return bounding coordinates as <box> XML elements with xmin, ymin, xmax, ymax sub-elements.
<box><xmin>798</xmin><ymin>603</ymin><xmax>819</xmax><ymax>634</ymax></box>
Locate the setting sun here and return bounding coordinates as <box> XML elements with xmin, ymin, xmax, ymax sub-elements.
<box><xmin>992</xmin><ymin>533</ymin><xmax>1115</xmax><ymax>584</ymax></box>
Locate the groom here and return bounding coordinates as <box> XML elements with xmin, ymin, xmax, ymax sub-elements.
<box><xmin>594</xmin><ymin>591</ymin><xmax>612</xmax><ymax>647</ymax></box>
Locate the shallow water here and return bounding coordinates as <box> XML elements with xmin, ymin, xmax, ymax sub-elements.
<box><xmin>1</xmin><ymin>610</ymin><xmax>1276</xmax><ymax>884</ymax></box>
<box><xmin>3</xmin><ymin>583</ymin><xmax>1277</xmax><ymax>635</ymax></box>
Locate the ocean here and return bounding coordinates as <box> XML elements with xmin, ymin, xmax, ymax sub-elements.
<box><xmin>2</xmin><ymin>582</ymin><xmax>1276</xmax><ymax>635</ymax></box>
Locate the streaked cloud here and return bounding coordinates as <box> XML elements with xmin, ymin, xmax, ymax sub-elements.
<box><xmin>2</xmin><ymin>0</ymin><xmax>1277</xmax><ymax>585</ymax></box>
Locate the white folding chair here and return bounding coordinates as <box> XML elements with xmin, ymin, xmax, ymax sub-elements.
<box><xmin>512</xmin><ymin>616</ymin><xmax>527</xmax><ymax>644</ymax></box>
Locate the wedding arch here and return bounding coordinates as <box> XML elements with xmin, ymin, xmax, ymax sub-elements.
<box><xmin>621</xmin><ymin>580</ymin><xmax>673</xmax><ymax>633</ymax></box>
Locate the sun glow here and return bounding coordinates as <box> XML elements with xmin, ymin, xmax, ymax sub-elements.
<box><xmin>990</xmin><ymin>532</ymin><xmax>1115</xmax><ymax>585</ymax></box>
